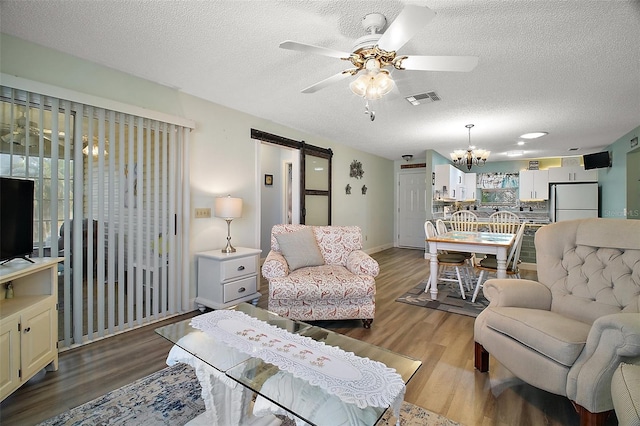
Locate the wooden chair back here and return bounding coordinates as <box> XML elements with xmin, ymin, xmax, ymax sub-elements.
<box><xmin>435</xmin><ymin>219</ymin><xmax>449</xmax><ymax>235</ymax></box>
<box><xmin>450</xmin><ymin>211</ymin><xmax>478</xmax><ymax>231</ymax></box>
<box><xmin>489</xmin><ymin>211</ymin><xmax>521</xmax><ymax>234</ymax></box>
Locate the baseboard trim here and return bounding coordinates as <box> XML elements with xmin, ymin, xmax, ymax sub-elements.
<box><xmin>520</xmin><ymin>262</ymin><xmax>536</xmax><ymax>271</ymax></box>
<box><xmin>365</xmin><ymin>243</ymin><xmax>394</xmax><ymax>255</ymax></box>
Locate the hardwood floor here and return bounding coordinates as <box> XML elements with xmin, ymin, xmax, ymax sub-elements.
<box><xmin>0</xmin><ymin>248</ymin><xmax>617</xmax><ymax>425</ymax></box>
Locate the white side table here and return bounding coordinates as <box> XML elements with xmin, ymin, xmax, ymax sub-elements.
<box><xmin>195</xmin><ymin>247</ymin><xmax>262</xmax><ymax>311</ymax></box>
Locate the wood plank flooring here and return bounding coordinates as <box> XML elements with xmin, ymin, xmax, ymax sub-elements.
<box><xmin>0</xmin><ymin>248</ymin><xmax>618</xmax><ymax>425</ymax></box>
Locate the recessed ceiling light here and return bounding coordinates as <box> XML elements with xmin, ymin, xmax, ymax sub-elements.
<box><xmin>520</xmin><ymin>132</ymin><xmax>548</xmax><ymax>139</ymax></box>
<box><xmin>517</xmin><ymin>141</ymin><xmax>526</xmax><ymax>146</ymax></box>
<box><xmin>506</xmin><ymin>150</ymin><xmax>524</xmax><ymax>157</ymax></box>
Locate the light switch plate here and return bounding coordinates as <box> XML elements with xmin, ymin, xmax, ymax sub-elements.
<box><xmin>195</xmin><ymin>208</ymin><xmax>211</xmax><ymax>218</ymax></box>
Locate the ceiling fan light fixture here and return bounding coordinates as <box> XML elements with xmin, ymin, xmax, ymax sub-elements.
<box><xmin>350</xmin><ymin>69</ymin><xmax>394</xmax><ymax>100</ymax></box>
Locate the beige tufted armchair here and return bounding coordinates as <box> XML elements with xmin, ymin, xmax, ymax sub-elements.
<box><xmin>474</xmin><ymin>218</ymin><xmax>640</xmax><ymax>426</ymax></box>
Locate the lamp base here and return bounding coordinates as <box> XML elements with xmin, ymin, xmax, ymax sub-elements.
<box><xmin>221</xmin><ymin>219</ymin><xmax>236</xmax><ymax>253</ymax></box>
<box><xmin>221</xmin><ymin>241</ymin><xmax>236</xmax><ymax>253</ymax></box>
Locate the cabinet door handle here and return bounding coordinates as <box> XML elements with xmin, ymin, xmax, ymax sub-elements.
<box><xmin>237</xmin><ymin>287</ymin><xmax>246</xmax><ymax>293</ymax></box>
<box><xmin>237</xmin><ymin>265</ymin><xmax>245</xmax><ymax>271</ymax></box>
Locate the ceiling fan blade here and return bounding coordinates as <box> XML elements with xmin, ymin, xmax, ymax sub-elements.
<box><xmin>280</xmin><ymin>41</ymin><xmax>351</xmax><ymax>59</ymax></box>
<box><xmin>376</xmin><ymin>5</ymin><xmax>436</xmax><ymax>52</ymax></box>
<box><xmin>397</xmin><ymin>55</ymin><xmax>479</xmax><ymax>72</ymax></box>
<box><xmin>301</xmin><ymin>71</ymin><xmax>353</xmax><ymax>94</ymax></box>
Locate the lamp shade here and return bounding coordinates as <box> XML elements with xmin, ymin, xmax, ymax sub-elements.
<box><xmin>214</xmin><ymin>196</ymin><xmax>243</xmax><ymax>219</ymax></box>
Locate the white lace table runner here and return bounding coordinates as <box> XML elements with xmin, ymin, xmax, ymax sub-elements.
<box><xmin>190</xmin><ymin>310</ymin><xmax>406</xmax><ymax>417</ymax></box>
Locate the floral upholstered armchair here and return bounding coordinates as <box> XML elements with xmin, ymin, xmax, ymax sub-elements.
<box><xmin>261</xmin><ymin>224</ymin><xmax>379</xmax><ymax>328</ymax></box>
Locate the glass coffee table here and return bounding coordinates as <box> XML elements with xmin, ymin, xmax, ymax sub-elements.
<box><xmin>156</xmin><ymin>303</ymin><xmax>421</xmax><ymax>426</ymax></box>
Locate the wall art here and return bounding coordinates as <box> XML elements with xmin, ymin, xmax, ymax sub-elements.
<box><xmin>349</xmin><ymin>160</ymin><xmax>364</xmax><ymax>179</ymax></box>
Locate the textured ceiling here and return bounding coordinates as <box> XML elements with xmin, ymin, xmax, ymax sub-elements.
<box><xmin>1</xmin><ymin>0</ymin><xmax>639</xmax><ymax>161</ymax></box>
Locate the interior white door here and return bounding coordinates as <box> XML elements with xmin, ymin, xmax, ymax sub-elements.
<box><xmin>398</xmin><ymin>171</ymin><xmax>427</xmax><ymax>248</ymax></box>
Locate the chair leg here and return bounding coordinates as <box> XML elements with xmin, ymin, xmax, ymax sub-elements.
<box><xmin>472</xmin><ymin>271</ymin><xmax>485</xmax><ymax>303</ymax></box>
<box><xmin>424</xmin><ymin>276</ymin><xmax>431</xmax><ymax>293</ymax></box>
<box><xmin>362</xmin><ymin>319</ymin><xmax>373</xmax><ymax>329</ymax></box>
<box><xmin>573</xmin><ymin>403</ymin><xmax>612</xmax><ymax>426</ymax></box>
<box><xmin>464</xmin><ymin>262</ymin><xmax>474</xmax><ymax>291</ymax></box>
<box><xmin>474</xmin><ymin>342</ymin><xmax>489</xmax><ymax>372</ymax></box>
<box><xmin>455</xmin><ymin>267</ymin><xmax>466</xmax><ymax>299</ymax></box>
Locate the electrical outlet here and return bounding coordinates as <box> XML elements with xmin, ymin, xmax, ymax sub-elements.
<box><xmin>194</xmin><ymin>208</ymin><xmax>211</xmax><ymax>218</ymax></box>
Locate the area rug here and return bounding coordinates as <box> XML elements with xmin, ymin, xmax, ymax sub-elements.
<box><xmin>38</xmin><ymin>362</ymin><xmax>460</xmax><ymax>426</ymax></box>
<box><xmin>396</xmin><ymin>279</ymin><xmax>489</xmax><ymax>318</ymax></box>
<box><xmin>37</xmin><ymin>363</ymin><xmax>205</xmax><ymax>426</ymax></box>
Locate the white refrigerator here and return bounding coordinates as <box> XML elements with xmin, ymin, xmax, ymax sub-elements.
<box><xmin>550</xmin><ymin>182</ymin><xmax>599</xmax><ymax>222</ymax></box>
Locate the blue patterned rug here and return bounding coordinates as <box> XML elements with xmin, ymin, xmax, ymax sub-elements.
<box><xmin>37</xmin><ymin>363</ymin><xmax>205</xmax><ymax>426</ymax></box>
<box><xmin>38</xmin><ymin>362</ymin><xmax>459</xmax><ymax>426</ymax></box>
<box><xmin>396</xmin><ymin>279</ymin><xmax>489</xmax><ymax>318</ymax></box>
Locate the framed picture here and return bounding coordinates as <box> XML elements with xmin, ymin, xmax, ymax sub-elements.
<box><xmin>264</xmin><ymin>174</ymin><xmax>273</xmax><ymax>186</ymax></box>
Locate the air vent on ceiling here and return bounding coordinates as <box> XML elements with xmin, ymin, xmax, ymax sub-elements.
<box><xmin>568</xmin><ymin>147</ymin><xmax>580</xmax><ymax>151</ymax></box>
<box><xmin>405</xmin><ymin>91</ymin><xmax>441</xmax><ymax>106</ymax></box>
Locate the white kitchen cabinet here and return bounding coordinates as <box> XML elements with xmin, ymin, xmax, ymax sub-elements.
<box><xmin>0</xmin><ymin>258</ymin><xmax>60</xmax><ymax>402</ymax></box>
<box><xmin>548</xmin><ymin>166</ymin><xmax>598</xmax><ymax>183</ymax></box>
<box><xmin>195</xmin><ymin>247</ymin><xmax>262</xmax><ymax>311</ymax></box>
<box><xmin>519</xmin><ymin>170</ymin><xmax>549</xmax><ymax>200</ymax></box>
<box><xmin>464</xmin><ymin>173</ymin><xmax>477</xmax><ymax>201</ymax></box>
<box><xmin>435</xmin><ymin>164</ymin><xmax>466</xmax><ymax>200</ymax></box>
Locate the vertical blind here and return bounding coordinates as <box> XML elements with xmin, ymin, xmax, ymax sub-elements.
<box><xmin>0</xmin><ymin>86</ymin><xmax>190</xmax><ymax>349</ymax></box>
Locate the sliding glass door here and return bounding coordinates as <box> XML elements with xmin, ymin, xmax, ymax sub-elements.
<box><xmin>1</xmin><ymin>86</ymin><xmax>189</xmax><ymax>349</ymax></box>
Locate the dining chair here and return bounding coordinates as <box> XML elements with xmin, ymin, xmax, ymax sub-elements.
<box><xmin>471</xmin><ymin>221</ymin><xmax>526</xmax><ymax>302</ymax></box>
<box><xmin>424</xmin><ymin>221</ymin><xmax>468</xmax><ymax>298</ymax></box>
<box><xmin>435</xmin><ymin>219</ymin><xmax>449</xmax><ymax>235</ymax></box>
<box><xmin>446</xmin><ymin>212</ymin><xmax>478</xmax><ymax>288</ymax></box>
<box><xmin>488</xmin><ymin>210</ymin><xmax>521</xmax><ymax>234</ymax></box>
<box><xmin>449</xmin><ymin>210</ymin><xmax>479</xmax><ymax>231</ymax></box>
<box><xmin>436</xmin><ymin>218</ymin><xmax>474</xmax><ymax>290</ymax></box>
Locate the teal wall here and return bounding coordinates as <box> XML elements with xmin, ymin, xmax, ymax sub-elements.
<box><xmin>600</xmin><ymin>125</ymin><xmax>640</xmax><ymax>218</ymax></box>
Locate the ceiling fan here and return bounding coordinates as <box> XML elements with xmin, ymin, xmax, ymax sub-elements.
<box><xmin>280</xmin><ymin>4</ymin><xmax>478</xmax><ymax>101</ymax></box>
<box><xmin>1</xmin><ymin>113</ymin><xmax>63</xmax><ymax>146</ymax></box>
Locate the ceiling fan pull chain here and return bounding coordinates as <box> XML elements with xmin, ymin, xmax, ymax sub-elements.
<box><xmin>364</xmin><ymin>101</ymin><xmax>375</xmax><ymax>122</ymax></box>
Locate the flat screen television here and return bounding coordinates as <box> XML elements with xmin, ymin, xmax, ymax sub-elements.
<box><xmin>0</xmin><ymin>177</ymin><xmax>35</xmax><ymax>264</ymax></box>
<box><xmin>583</xmin><ymin>151</ymin><xmax>611</xmax><ymax>170</ymax></box>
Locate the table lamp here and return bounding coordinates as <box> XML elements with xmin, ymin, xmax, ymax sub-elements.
<box><xmin>214</xmin><ymin>195</ymin><xmax>243</xmax><ymax>253</ymax></box>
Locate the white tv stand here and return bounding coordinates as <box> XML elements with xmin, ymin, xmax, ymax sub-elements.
<box><xmin>0</xmin><ymin>257</ymin><xmax>61</xmax><ymax>402</ymax></box>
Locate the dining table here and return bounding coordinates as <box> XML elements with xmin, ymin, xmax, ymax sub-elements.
<box><xmin>425</xmin><ymin>230</ymin><xmax>516</xmax><ymax>300</ymax></box>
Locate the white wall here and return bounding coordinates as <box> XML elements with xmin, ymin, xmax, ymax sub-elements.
<box><xmin>1</xmin><ymin>34</ymin><xmax>396</xmax><ymax>304</ymax></box>
<box><xmin>260</xmin><ymin>143</ymin><xmax>285</xmax><ymax>254</ymax></box>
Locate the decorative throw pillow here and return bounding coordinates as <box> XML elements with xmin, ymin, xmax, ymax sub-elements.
<box><xmin>275</xmin><ymin>228</ymin><xmax>324</xmax><ymax>271</ymax></box>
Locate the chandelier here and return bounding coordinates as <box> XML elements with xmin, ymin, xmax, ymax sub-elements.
<box><xmin>449</xmin><ymin>124</ymin><xmax>490</xmax><ymax>171</ymax></box>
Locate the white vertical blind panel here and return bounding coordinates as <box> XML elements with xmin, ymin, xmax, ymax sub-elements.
<box><xmin>126</xmin><ymin>114</ymin><xmax>135</xmax><ymax>329</ymax></box>
<box><xmin>144</xmin><ymin>120</ymin><xmax>152</xmax><ymax>320</ymax></box>
<box><xmin>135</xmin><ymin>116</ymin><xmax>144</xmax><ymax>326</ymax></box>
<box><xmin>61</xmin><ymin>100</ymin><xmax>72</xmax><ymax>347</ymax></box>
<box><xmin>72</xmin><ymin>104</ymin><xmax>84</xmax><ymax>345</ymax></box>
<box><xmin>118</xmin><ymin>112</ymin><xmax>127</xmax><ymax>332</ymax></box>
<box><xmin>182</xmin><ymin>128</ymin><xmax>191</xmax><ymax>311</ymax></box>
<box><xmin>160</xmin><ymin>125</ymin><xmax>169</xmax><ymax>315</ymax></box>
<box><xmin>36</xmin><ymin>101</ymin><xmax>45</xmax><ymax>258</ymax></box>
<box><xmin>107</xmin><ymin>110</ymin><xmax>117</xmax><ymax>335</ymax></box>
<box><xmin>85</xmin><ymin>105</ymin><xmax>94</xmax><ymax>341</ymax></box>
<box><xmin>168</xmin><ymin>125</ymin><xmax>177</xmax><ymax>313</ymax></box>
<box><xmin>96</xmin><ymin>108</ymin><xmax>107</xmax><ymax>338</ymax></box>
<box><xmin>151</xmin><ymin>121</ymin><xmax>160</xmax><ymax>319</ymax></box>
